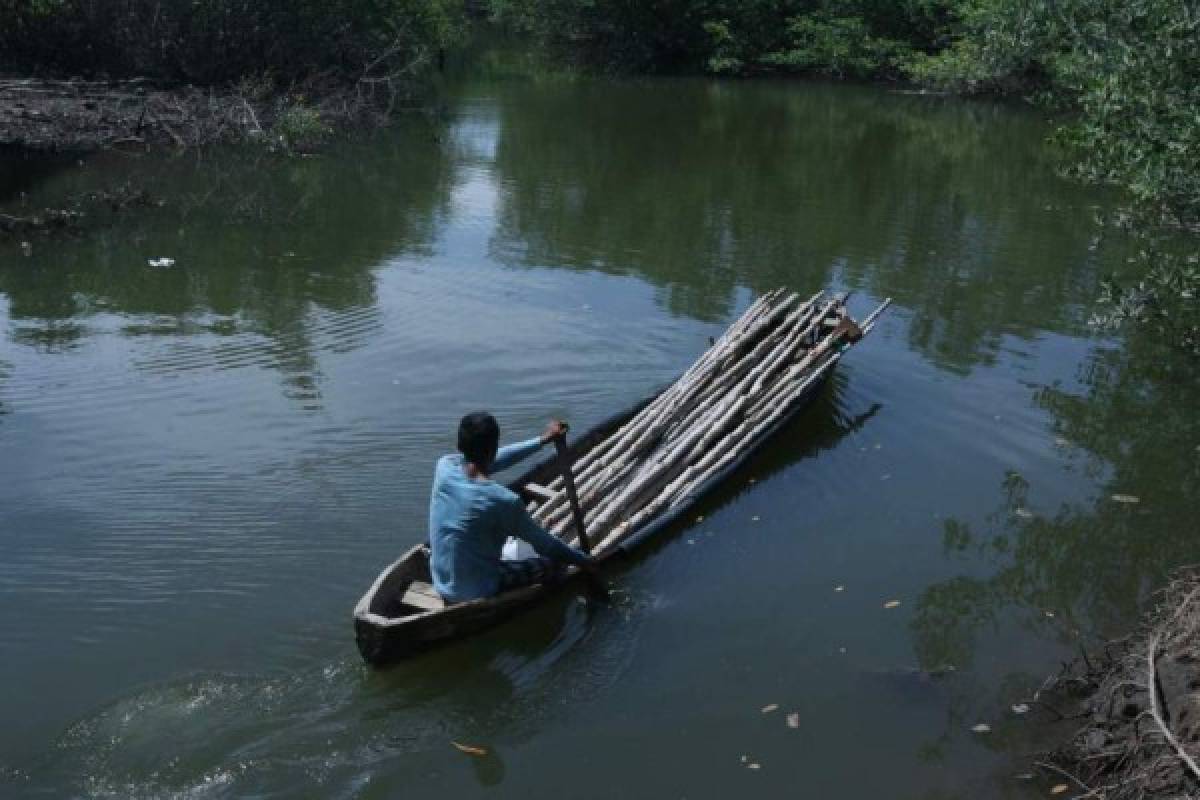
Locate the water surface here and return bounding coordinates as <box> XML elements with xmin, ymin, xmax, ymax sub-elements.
<box><xmin>2</xmin><ymin>75</ymin><xmax>1197</xmax><ymax>798</ymax></box>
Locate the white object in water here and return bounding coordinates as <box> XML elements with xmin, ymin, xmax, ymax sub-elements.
<box><xmin>148</xmin><ymin>257</ymin><xmax>175</xmax><ymax>268</ymax></box>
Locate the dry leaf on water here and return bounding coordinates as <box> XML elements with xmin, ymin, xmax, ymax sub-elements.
<box><xmin>761</xmin><ymin>703</ymin><xmax>779</xmax><ymax>714</ymax></box>
<box><xmin>884</xmin><ymin>600</ymin><xmax>901</xmax><ymax>609</ymax></box>
<box><xmin>1050</xmin><ymin>784</ymin><xmax>1069</xmax><ymax>795</ymax></box>
<box><xmin>451</xmin><ymin>741</ymin><xmax>488</xmax><ymax>757</ymax></box>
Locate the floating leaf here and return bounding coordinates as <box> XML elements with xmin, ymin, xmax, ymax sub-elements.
<box><xmin>1111</xmin><ymin>494</ymin><xmax>1140</xmax><ymax>504</ymax></box>
<box><xmin>1050</xmin><ymin>784</ymin><xmax>1069</xmax><ymax>795</ymax></box>
<box><xmin>761</xmin><ymin>703</ymin><xmax>779</xmax><ymax>714</ymax></box>
<box><xmin>1011</xmin><ymin>703</ymin><xmax>1030</xmax><ymax>714</ymax></box>
<box><xmin>786</xmin><ymin>712</ymin><xmax>799</xmax><ymax>728</ymax></box>
<box><xmin>971</xmin><ymin>723</ymin><xmax>991</xmax><ymax>734</ymax></box>
<box><xmin>884</xmin><ymin>600</ymin><xmax>901</xmax><ymax>609</ymax></box>
<box><xmin>451</xmin><ymin>741</ymin><xmax>488</xmax><ymax>757</ymax></box>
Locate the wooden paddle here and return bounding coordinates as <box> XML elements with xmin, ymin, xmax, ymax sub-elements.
<box><xmin>552</xmin><ymin>426</ymin><xmax>610</xmax><ymax>602</ymax></box>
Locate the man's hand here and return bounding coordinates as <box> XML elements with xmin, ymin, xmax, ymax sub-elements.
<box><xmin>540</xmin><ymin>419</ymin><xmax>567</xmax><ymax>444</ymax></box>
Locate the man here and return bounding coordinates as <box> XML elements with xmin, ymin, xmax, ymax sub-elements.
<box><xmin>429</xmin><ymin>411</ymin><xmax>593</xmax><ymax>604</ymax></box>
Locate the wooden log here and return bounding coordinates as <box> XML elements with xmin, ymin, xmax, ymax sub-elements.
<box><xmin>549</xmin><ymin>294</ymin><xmax>831</xmax><ymax>542</ymax></box>
<box><xmin>533</xmin><ymin>291</ymin><xmax>813</xmax><ymax>526</ymax></box>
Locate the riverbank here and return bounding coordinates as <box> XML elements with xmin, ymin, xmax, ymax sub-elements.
<box><xmin>1043</xmin><ymin>568</ymin><xmax>1200</xmax><ymax>799</ymax></box>
<box><xmin>0</xmin><ymin>75</ymin><xmax>416</xmax><ymax>153</ymax></box>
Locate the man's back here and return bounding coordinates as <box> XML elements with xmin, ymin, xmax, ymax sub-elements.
<box><xmin>427</xmin><ymin>437</ymin><xmax>588</xmax><ymax>604</ymax></box>
<box><xmin>428</xmin><ymin>453</ymin><xmax>521</xmax><ymax>602</ymax></box>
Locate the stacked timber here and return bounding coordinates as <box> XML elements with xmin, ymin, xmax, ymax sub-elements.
<box><xmin>527</xmin><ymin>289</ymin><xmax>890</xmax><ymax>554</ymax></box>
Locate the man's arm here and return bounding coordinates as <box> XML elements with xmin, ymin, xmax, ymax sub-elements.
<box><xmin>490</xmin><ymin>420</ymin><xmax>567</xmax><ymax>472</ymax></box>
<box><xmin>491</xmin><ymin>437</ymin><xmax>543</xmax><ymax>473</ymax></box>
<box><xmin>510</xmin><ymin>500</ymin><xmax>591</xmax><ymax>567</ymax></box>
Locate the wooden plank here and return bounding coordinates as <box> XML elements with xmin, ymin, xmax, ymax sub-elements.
<box><xmin>403</xmin><ymin>581</ymin><xmax>444</xmax><ymax>612</ymax></box>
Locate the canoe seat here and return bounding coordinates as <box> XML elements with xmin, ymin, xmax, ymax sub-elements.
<box><xmin>402</xmin><ymin>581</ymin><xmax>445</xmax><ymax>612</ymax></box>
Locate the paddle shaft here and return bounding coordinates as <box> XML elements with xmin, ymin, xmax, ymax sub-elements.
<box><xmin>552</xmin><ymin>433</ymin><xmax>592</xmax><ymax>554</ymax></box>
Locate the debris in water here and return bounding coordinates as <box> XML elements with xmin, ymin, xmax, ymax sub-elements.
<box><xmin>1044</xmin><ymin>610</ymin><xmax>1056</xmax><ymax>618</ymax></box>
<box><xmin>786</xmin><ymin>712</ymin><xmax>800</xmax><ymax>728</ymax></box>
<box><xmin>972</xmin><ymin>723</ymin><xmax>992</xmax><ymax>734</ymax></box>
<box><xmin>751</xmin><ymin>515</ymin><xmax>760</xmax><ymax>521</ymax></box>
<box><xmin>761</xmin><ymin>703</ymin><xmax>778</xmax><ymax>714</ymax></box>
<box><xmin>1050</xmin><ymin>784</ymin><xmax>1068</xmax><ymax>795</ymax></box>
<box><xmin>1011</xmin><ymin>703</ymin><xmax>1030</xmax><ymax>714</ymax></box>
<box><xmin>834</xmin><ymin>585</ymin><xmax>844</xmax><ymax>592</ymax></box>
<box><xmin>20</xmin><ymin>241</ymin><xmax>32</xmax><ymax>256</ymax></box>
<box><xmin>451</xmin><ymin>742</ymin><xmax>488</xmax><ymax>756</ymax></box>
<box><xmin>1111</xmin><ymin>494</ymin><xmax>1140</xmax><ymax>504</ymax></box>
<box><xmin>746</xmin><ymin>763</ymin><xmax>761</xmax><ymax>770</ymax></box>
<box><xmin>1015</xmin><ymin>508</ymin><xmax>1034</xmax><ymax>519</ymax></box>
<box><xmin>148</xmin><ymin>257</ymin><xmax>175</xmax><ymax>267</ymax></box>
<box><xmin>884</xmin><ymin>600</ymin><xmax>901</xmax><ymax>609</ymax></box>
<box><xmin>696</xmin><ymin>515</ymin><xmax>704</xmax><ymax>522</ymax></box>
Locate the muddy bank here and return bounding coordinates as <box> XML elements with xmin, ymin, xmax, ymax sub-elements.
<box><xmin>0</xmin><ymin>76</ymin><xmax>409</xmax><ymax>152</ymax></box>
<box><xmin>1041</xmin><ymin>568</ymin><xmax>1200</xmax><ymax>799</ymax></box>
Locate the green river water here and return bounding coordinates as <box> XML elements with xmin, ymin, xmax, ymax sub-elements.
<box><xmin>1</xmin><ymin>72</ymin><xmax>1198</xmax><ymax>799</ymax></box>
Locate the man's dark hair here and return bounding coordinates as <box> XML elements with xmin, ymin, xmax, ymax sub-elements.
<box><xmin>458</xmin><ymin>411</ymin><xmax>500</xmax><ymax>467</ymax></box>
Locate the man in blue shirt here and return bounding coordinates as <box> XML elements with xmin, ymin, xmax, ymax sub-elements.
<box><xmin>429</xmin><ymin>412</ymin><xmax>594</xmax><ymax>604</ymax></box>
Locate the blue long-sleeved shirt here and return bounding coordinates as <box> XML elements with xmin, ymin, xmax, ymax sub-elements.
<box><xmin>428</xmin><ymin>437</ymin><xmax>589</xmax><ymax>603</ymax></box>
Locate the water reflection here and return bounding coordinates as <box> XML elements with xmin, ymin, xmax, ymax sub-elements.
<box><xmin>912</xmin><ymin>333</ymin><xmax>1200</xmax><ymax>672</ymax></box>
<box><xmin>481</xmin><ymin>78</ymin><xmax>1128</xmax><ymax>371</ymax></box>
<box><xmin>0</xmin><ymin>129</ymin><xmax>455</xmax><ymax>404</ymax></box>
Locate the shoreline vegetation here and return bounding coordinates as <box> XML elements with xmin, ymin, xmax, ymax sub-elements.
<box><xmin>0</xmin><ymin>0</ymin><xmax>466</xmax><ymax>153</ymax></box>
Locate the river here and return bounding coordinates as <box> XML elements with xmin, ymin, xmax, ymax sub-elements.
<box><xmin>1</xmin><ymin>72</ymin><xmax>1198</xmax><ymax>798</ymax></box>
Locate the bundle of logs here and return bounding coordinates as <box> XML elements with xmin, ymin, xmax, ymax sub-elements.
<box><xmin>526</xmin><ymin>288</ymin><xmax>890</xmax><ymax>554</ymax></box>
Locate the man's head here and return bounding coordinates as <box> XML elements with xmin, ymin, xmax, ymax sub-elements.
<box><xmin>458</xmin><ymin>411</ymin><xmax>500</xmax><ymax>467</ymax></box>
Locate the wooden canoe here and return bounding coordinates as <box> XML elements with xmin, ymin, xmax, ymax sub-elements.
<box><xmin>354</xmin><ymin>292</ymin><xmax>888</xmax><ymax>665</ymax></box>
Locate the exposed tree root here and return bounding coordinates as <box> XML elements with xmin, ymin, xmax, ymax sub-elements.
<box><xmin>1040</xmin><ymin>567</ymin><xmax>1200</xmax><ymax>799</ymax></box>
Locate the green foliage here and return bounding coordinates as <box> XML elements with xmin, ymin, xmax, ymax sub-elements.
<box><xmin>270</xmin><ymin>103</ymin><xmax>333</xmax><ymax>154</ymax></box>
<box><xmin>0</xmin><ymin>0</ymin><xmax>464</xmax><ymax>85</ymax></box>
<box><xmin>758</xmin><ymin>12</ymin><xmax>915</xmax><ymax>78</ymax></box>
